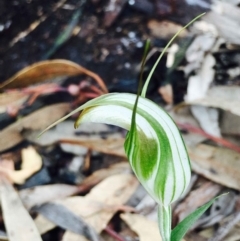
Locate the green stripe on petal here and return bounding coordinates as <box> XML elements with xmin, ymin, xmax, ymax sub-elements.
<box><xmin>73</xmin><ymin>93</ymin><xmax>191</xmax><ymax>206</ymax></box>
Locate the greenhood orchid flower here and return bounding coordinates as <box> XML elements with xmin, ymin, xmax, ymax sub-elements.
<box><xmin>40</xmin><ymin>14</ymin><xmax>217</xmax><ymax>241</ymax></box>
<box><xmin>76</xmin><ymin>93</ymin><xmax>191</xmax><ymax>240</ymax></box>
<box><xmin>43</xmin><ymin>92</ymin><xmax>191</xmax><ymax>241</ymax></box>
<box><xmin>75</xmin><ymin>93</ymin><xmax>191</xmax><ymax>207</ymax></box>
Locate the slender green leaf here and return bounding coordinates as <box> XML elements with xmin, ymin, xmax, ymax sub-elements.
<box><xmin>171</xmin><ymin>195</ymin><xmax>226</xmax><ymax>241</ymax></box>
<box><xmin>141</xmin><ymin>13</ymin><xmax>205</xmax><ymax>98</ymax></box>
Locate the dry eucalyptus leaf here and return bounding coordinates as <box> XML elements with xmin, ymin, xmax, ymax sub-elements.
<box><xmin>34</xmin><ymin>174</ymin><xmax>137</xmax><ymax>238</ymax></box>
<box><xmin>220</xmin><ymin>111</ymin><xmax>240</xmax><ymax>136</ymax></box>
<box><xmin>158</xmin><ymin>84</ymin><xmax>173</xmax><ymax>104</ymax></box>
<box><xmin>190</xmin><ymin>106</ymin><xmax>221</xmax><ymax>137</ymax></box>
<box><xmin>0</xmin><ymin>59</ymin><xmax>107</xmax><ymax>93</ymax></box>
<box><xmin>34</xmin><ymin>214</ymin><xmax>56</xmax><ymax>235</ymax></box>
<box><xmin>60</xmin><ymin>137</ymin><xmax>126</xmax><ymax>157</ymax></box>
<box><xmin>62</xmin><ymin>232</ymin><xmax>90</xmax><ymax>241</ymax></box>
<box><xmin>170</xmin><ymin>108</ymin><xmax>207</xmax><ymax>147</ymax></box>
<box><xmin>56</xmin><ymin>173</ymin><xmax>138</xmax><ymax>237</ymax></box>
<box><xmin>189</xmin><ymin>144</ymin><xmax>240</xmax><ymax>190</ymax></box>
<box><xmin>34</xmin><ymin>203</ymin><xmax>99</xmax><ymax>241</ymax></box>
<box><xmin>0</xmin><ymin>103</ymin><xmax>70</xmax><ymax>152</ymax></box>
<box><xmin>148</xmin><ymin>20</ymin><xmax>187</xmax><ymax>39</ymax></box>
<box><xmin>121</xmin><ymin>213</ymin><xmax>162</xmax><ymax>241</ymax></box>
<box><xmin>0</xmin><ymin>146</ymin><xmax>42</xmax><ymax>184</ymax></box>
<box><xmin>186</xmin><ymin>86</ymin><xmax>240</xmax><ymax>117</ymax></box>
<box><xmin>78</xmin><ymin>162</ymin><xmax>131</xmax><ymax>193</ymax></box>
<box><xmin>0</xmin><ymin>176</ymin><xmax>43</xmax><ymax>241</ymax></box>
<box><xmin>185</xmin><ymin>53</ymin><xmax>215</xmax><ymax>101</ymax></box>
<box><xmin>204</xmin><ymin>10</ymin><xmax>240</xmax><ymax>45</ymax></box>
<box><xmin>20</xmin><ymin>184</ymin><xmax>79</xmax><ymax>210</ymax></box>
<box><xmin>0</xmin><ymin>92</ymin><xmax>28</xmax><ymax>114</ymax></box>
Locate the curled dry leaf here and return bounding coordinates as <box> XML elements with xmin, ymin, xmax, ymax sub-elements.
<box><xmin>0</xmin><ymin>103</ymin><xmax>71</xmax><ymax>152</ymax></box>
<box><xmin>0</xmin><ymin>176</ymin><xmax>43</xmax><ymax>241</ymax></box>
<box><xmin>0</xmin><ymin>59</ymin><xmax>108</xmax><ymax>93</ymax></box>
<box><xmin>0</xmin><ymin>146</ymin><xmax>42</xmax><ymax>184</ymax></box>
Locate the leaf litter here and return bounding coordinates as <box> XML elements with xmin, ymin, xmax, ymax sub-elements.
<box><xmin>1</xmin><ymin>1</ymin><xmax>240</xmax><ymax>241</ymax></box>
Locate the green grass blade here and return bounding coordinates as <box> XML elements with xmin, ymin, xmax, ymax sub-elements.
<box><xmin>171</xmin><ymin>194</ymin><xmax>226</xmax><ymax>241</ymax></box>
<box><xmin>141</xmin><ymin>13</ymin><xmax>205</xmax><ymax>98</ymax></box>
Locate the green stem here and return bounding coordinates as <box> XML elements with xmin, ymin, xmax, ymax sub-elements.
<box><xmin>158</xmin><ymin>204</ymin><xmax>172</xmax><ymax>241</ymax></box>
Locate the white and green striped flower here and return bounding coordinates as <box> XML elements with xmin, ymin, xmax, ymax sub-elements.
<box><xmin>73</xmin><ymin>93</ymin><xmax>191</xmax><ymax>207</ymax></box>
<box><xmin>41</xmin><ymin>14</ymin><xmax>216</xmax><ymax>241</ymax></box>
<box><xmin>43</xmin><ymin>92</ymin><xmax>191</xmax><ymax>241</ymax></box>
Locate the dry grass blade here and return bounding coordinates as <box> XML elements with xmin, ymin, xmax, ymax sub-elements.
<box><xmin>0</xmin><ymin>176</ymin><xmax>43</xmax><ymax>241</ymax></box>
<box><xmin>0</xmin><ymin>59</ymin><xmax>108</xmax><ymax>93</ymax></box>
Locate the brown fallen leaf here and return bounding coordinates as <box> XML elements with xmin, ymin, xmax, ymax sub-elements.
<box><xmin>189</xmin><ymin>144</ymin><xmax>240</xmax><ymax>190</ymax></box>
<box><xmin>79</xmin><ymin>162</ymin><xmax>130</xmax><ymax>191</ymax></box>
<box><xmin>60</xmin><ymin>137</ymin><xmax>126</xmax><ymax>157</ymax></box>
<box><xmin>0</xmin><ymin>176</ymin><xmax>43</xmax><ymax>241</ymax></box>
<box><xmin>158</xmin><ymin>84</ymin><xmax>173</xmax><ymax>104</ymax></box>
<box><xmin>0</xmin><ymin>146</ymin><xmax>42</xmax><ymax>184</ymax></box>
<box><xmin>62</xmin><ymin>232</ymin><xmax>90</xmax><ymax>241</ymax></box>
<box><xmin>19</xmin><ymin>184</ymin><xmax>79</xmax><ymax>210</ymax></box>
<box><xmin>55</xmin><ymin>174</ymin><xmax>138</xmax><ymax>238</ymax></box>
<box><xmin>185</xmin><ymin>86</ymin><xmax>240</xmax><ymax>117</ymax></box>
<box><xmin>121</xmin><ymin>213</ymin><xmax>162</xmax><ymax>241</ymax></box>
<box><xmin>121</xmin><ymin>213</ymin><xmax>187</xmax><ymax>241</ymax></box>
<box><xmin>0</xmin><ymin>92</ymin><xmax>28</xmax><ymax>114</ymax></box>
<box><xmin>34</xmin><ymin>173</ymin><xmax>137</xmax><ymax>237</ymax></box>
<box><xmin>34</xmin><ymin>214</ymin><xmax>56</xmax><ymax>235</ymax></box>
<box><xmin>0</xmin><ymin>59</ymin><xmax>108</xmax><ymax>93</ymax></box>
<box><xmin>35</xmin><ymin>203</ymin><xmax>99</xmax><ymax>241</ymax></box>
<box><xmin>148</xmin><ymin>20</ymin><xmax>187</xmax><ymax>39</ymax></box>
<box><xmin>0</xmin><ymin>103</ymin><xmax>70</xmax><ymax>152</ymax></box>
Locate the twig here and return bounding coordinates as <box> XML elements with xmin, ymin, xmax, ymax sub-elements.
<box><xmin>104</xmin><ymin>226</ymin><xmax>127</xmax><ymax>241</ymax></box>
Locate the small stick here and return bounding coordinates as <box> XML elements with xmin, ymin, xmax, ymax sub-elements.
<box><xmin>104</xmin><ymin>226</ymin><xmax>127</xmax><ymax>241</ymax></box>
